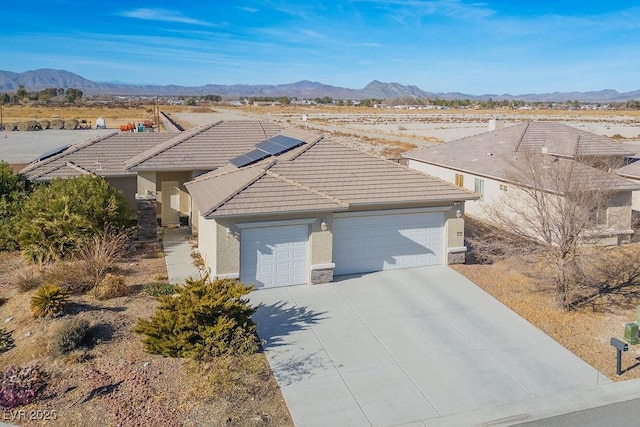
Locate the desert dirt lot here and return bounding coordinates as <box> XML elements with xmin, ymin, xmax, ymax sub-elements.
<box><xmin>0</xmin><ymin>248</ymin><xmax>292</xmax><ymax>426</ymax></box>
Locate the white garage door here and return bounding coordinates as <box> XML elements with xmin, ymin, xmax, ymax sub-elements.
<box><xmin>240</xmin><ymin>224</ymin><xmax>309</xmax><ymax>288</ymax></box>
<box><xmin>333</xmin><ymin>211</ymin><xmax>444</xmax><ymax>276</ymax></box>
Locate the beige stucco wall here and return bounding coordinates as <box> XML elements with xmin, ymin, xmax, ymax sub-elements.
<box><xmin>156</xmin><ymin>171</ymin><xmax>193</xmax><ymax>217</ymax></box>
<box><xmin>607</xmin><ymin>192</ymin><xmax>633</xmax><ymax>230</ymax></box>
<box><xmin>106</xmin><ymin>176</ymin><xmax>137</xmax><ymax>217</ymax></box>
<box><xmin>407</xmin><ymin>159</ymin><xmax>506</xmax><ymax>218</ymax></box>
<box><xmin>409</xmin><ymin>159</ymin><xmax>635</xmax><ymax>244</ymax></box>
<box><xmin>137</xmin><ymin>171</ymin><xmax>157</xmax><ymax>196</ymax></box>
<box><xmin>197</xmin><ymin>214</ymin><xmax>217</xmax><ymax>275</ymax></box>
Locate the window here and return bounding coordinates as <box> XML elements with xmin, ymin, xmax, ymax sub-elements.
<box><xmin>455</xmin><ymin>173</ymin><xmax>464</xmax><ymax>187</ymax></box>
<box><xmin>500</xmin><ymin>184</ymin><xmax>508</xmax><ymax>191</ymax></box>
<box><xmin>590</xmin><ymin>205</ymin><xmax>607</xmax><ymax>226</ymax></box>
<box><xmin>474</xmin><ymin>178</ymin><xmax>485</xmax><ymax>201</ymax></box>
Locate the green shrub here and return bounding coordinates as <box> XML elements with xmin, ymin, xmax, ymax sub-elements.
<box><xmin>135</xmin><ymin>276</ymin><xmax>258</xmax><ymax>359</ymax></box>
<box><xmin>30</xmin><ymin>285</ymin><xmax>69</xmax><ymax>317</ymax></box>
<box><xmin>53</xmin><ymin>318</ymin><xmax>90</xmax><ymax>355</ymax></box>
<box><xmin>142</xmin><ymin>282</ymin><xmax>176</xmax><ymax>297</ymax></box>
<box><xmin>0</xmin><ymin>162</ymin><xmax>31</xmax><ymax>251</ymax></box>
<box><xmin>0</xmin><ymin>328</ymin><xmax>14</xmax><ymax>353</ymax></box>
<box><xmin>18</xmin><ymin>175</ymin><xmax>130</xmax><ymax>263</ymax></box>
<box><xmin>94</xmin><ymin>274</ymin><xmax>127</xmax><ymax>300</ymax></box>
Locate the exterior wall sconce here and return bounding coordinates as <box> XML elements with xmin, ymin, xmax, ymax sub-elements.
<box><xmin>453</xmin><ymin>201</ymin><xmax>463</xmax><ymax>218</ymax></box>
<box><xmin>226</xmin><ymin>227</ymin><xmax>240</xmax><ymax>238</ymax></box>
<box><xmin>320</xmin><ymin>219</ymin><xmax>328</xmax><ymax>232</ymax></box>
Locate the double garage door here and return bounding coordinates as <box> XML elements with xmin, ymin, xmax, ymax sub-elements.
<box><xmin>239</xmin><ymin>211</ymin><xmax>444</xmax><ymax>288</ymax></box>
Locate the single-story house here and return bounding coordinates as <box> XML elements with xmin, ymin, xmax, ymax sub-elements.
<box><xmin>20</xmin><ymin>121</ymin><xmax>283</xmax><ymax>230</ymax></box>
<box><xmin>403</xmin><ymin>122</ymin><xmax>640</xmax><ymax>244</ymax></box>
<box><xmin>185</xmin><ymin>129</ymin><xmax>478</xmax><ymax>288</ymax></box>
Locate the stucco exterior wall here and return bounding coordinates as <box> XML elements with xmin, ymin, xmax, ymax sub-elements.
<box><xmin>407</xmin><ymin>160</ymin><xmax>506</xmax><ymax>218</ymax></box>
<box><xmin>408</xmin><ymin>160</ymin><xmax>635</xmax><ymax>245</ymax></box>
<box><xmin>196</xmin><ymin>214</ymin><xmax>217</xmax><ymax>276</ymax></box>
<box><xmin>156</xmin><ymin>171</ymin><xmax>193</xmax><ymax>217</ymax></box>
<box><xmin>106</xmin><ymin>176</ymin><xmax>137</xmax><ymax>217</ymax></box>
<box><xmin>137</xmin><ymin>171</ymin><xmax>157</xmax><ymax>196</ymax></box>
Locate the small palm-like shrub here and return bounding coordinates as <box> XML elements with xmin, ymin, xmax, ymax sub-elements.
<box><xmin>30</xmin><ymin>285</ymin><xmax>69</xmax><ymax>317</ymax></box>
<box><xmin>53</xmin><ymin>318</ymin><xmax>90</xmax><ymax>355</ymax></box>
<box><xmin>0</xmin><ymin>328</ymin><xmax>14</xmax><ymax>353</ymax></box>
<box><xmin>135</xmin><ymin>276</ymin><xmax>258</xmax><ymax>359</ymax></box>
<box><xmin>0</xmin><ymin>365</ymin><xmax>46</xmax><ymax>409</ymax></box>
<box><xmin>94</xmin><ymin>274</ymin><xmax>127</xmax><ymax>300</ymax></box>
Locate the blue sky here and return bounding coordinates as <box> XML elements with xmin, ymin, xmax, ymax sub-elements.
<box><xmin>2</xmin><ymin>1</ymin><xmax>640</xmax><ymax>94</ymax></box>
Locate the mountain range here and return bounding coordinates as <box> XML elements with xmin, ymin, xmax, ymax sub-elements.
<box><xmin>2</xmin><ymin>69</ymin><xmax>640</xmax><ymax>102</ymax></box>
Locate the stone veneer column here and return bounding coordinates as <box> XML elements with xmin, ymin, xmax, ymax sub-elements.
<box><xmin>136</xmin><ymin>194</ymin><xmax>158</xmax><ymax>241</ymax></box>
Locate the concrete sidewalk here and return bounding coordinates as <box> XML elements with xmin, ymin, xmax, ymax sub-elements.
<box><xmin>249</xmin><ymin>266</ymin><xmax>635</xmax><ymax>427</ymax></box>
<box><xmin>161</xmin><ymin>227</ymin><xmax>201</xmax><ymax>285</ymax></box>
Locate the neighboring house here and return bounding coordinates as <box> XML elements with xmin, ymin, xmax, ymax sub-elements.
<box><xmin>20</xmin><ymin>120</ymin><xmax>282</xmax><ymax>228</ymax></box>
<box><xmin>185</xmin><ymin>129</ymin><xmax>478</xmax><ymax>288</ymax></box>
<box><xmin>404</xmin><ymin>122</ymin><xmax>640</xmax><ymax>244</ymax></box>
<box><xmin>616</xmin><ymin>159</ymin><xmax>640</xmax><ymax>220</ymax></box>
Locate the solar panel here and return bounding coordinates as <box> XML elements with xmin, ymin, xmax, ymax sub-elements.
<box><xmin>255</xmin><ymin>139</ymin><xmax>287</xmax><ymax>155</ymax></box>
<box><xmin>229</xmin><ymin>149</ymin><xmax>270</xmax><ymax>168</ymax></box>
<box><xmin>269</xmin><ymin>135</ymin><xmax>304</xmax><ymax>151</ymax></box>
<box><xmin>230</xmin><ymin>135</ymin><xmax>305</xmax><ymax>168</ymax></box>
<box><xmin>33</xmin><ymin>144</ymin><xmax>71</xmax><ymax>163</ymax></box>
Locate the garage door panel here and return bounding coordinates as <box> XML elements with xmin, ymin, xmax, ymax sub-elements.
<box><xmin>333</xmin><ymin>212</ymin><xmax>443</xmax><ymax>276</ymax></box>
<box><xmin>241</xmin><ymin>224</ymin><xmax>309</xmax><ymax>288</ymax></box>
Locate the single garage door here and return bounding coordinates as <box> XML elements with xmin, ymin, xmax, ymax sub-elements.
<box><xmin>333</xmin><ymin>211</ymin><xmax>444</xmax><ymax>276</ymax></box>
<box><xmin>240</xmin><ymin>224</ymin><xmax>309</xmax><ymax>288</ymax></box>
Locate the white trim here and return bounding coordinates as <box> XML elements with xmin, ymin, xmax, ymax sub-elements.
<box><xmin>216</xmin><ymin>272</ymin><xmax>240</xmax><ymax>280</ymax></box>
<box><xmin>311</xmin><ymin>263</ymin><xmax>335</xmax><ymax>271</ymax></box>
<box><xmin>236</xmin><ymin>217</ymin><xmax>317</xmax><ymax>229</ymax></box>
<box><xmin>334</xmin><ymin>206</ymin><xmax>451</xmax><ymax>219</ymax></box>
<box><xmin>447</xmin><ymin>246</ymin><xmax>468</xmax><ymax>253</ymax></box>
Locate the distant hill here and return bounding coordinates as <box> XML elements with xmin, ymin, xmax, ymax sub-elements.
<box><xmin>1</xmin><ymin>69</ymin><xmax>640</xmax><ymax>102</ymax></box>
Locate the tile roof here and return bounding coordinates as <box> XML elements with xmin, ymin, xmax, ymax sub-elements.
<box><xmin>125</xmin><ymin>120</ymin><xmax>282</xmax><ymax>171</ymax></box>
<box><xmin>20</xmin><ymin>132</ymin><xmax>173</xmax><ymax>181</ymax></box>
<box><xmin>617</xmin><ymin>161</ymin><xmax>640</xmax><ymax>179</ymax></box>
<box><xmin>187</xmin><ymin>131</ymin><xmax>478</xmax><ymax>219</ymax></box>
<box><xmin>403</xmin><ymin>122</ymin><xmax>640</xmax><ymax>192</ymax></box>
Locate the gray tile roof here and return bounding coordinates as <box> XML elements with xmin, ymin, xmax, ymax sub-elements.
<box><xmin>20</xmin><ymin>132</ymin><xmax>173</xmax><ymax>181</ymax></box>
<box><xmin>404</xmin><ymin>122</ymin><xmax>640</xmax><ymax>192</ymax></box>
<box><xmin>187</xmin><ymin>131</ymin><xmax>478</xmax><ymax>219</ymax></box>
<box><xmin>125</xmin><ymin>120</ymin><xmax>282</xmax><ymax>171</ymax></box>
<box><xmin>617</xmin><ymin>161</ymin><xmax>640</xmax><ymax>179</ymax></box>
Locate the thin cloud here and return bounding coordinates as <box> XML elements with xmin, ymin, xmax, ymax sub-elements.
<box><xmin>238</xmin><ymin>6</ymin><xmax>259</xmax><ymax>13</ymax></box>
<box><xmin>119</xmin><ymin>8</ymin><xmax>213</xmax><ymax>26</ymax></box>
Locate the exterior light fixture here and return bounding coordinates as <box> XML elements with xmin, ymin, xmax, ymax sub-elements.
<box><xmin>456</xmin><ymin>208</ymin><xmax>463</xmax><ymax>218</ymax></box>
<box><xmin>320</xmin><ymin>219</ymin><xmax>328</xmax><ymax>232</ymax></box>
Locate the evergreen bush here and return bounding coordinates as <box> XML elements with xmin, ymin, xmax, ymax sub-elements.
<box><xmin>135</xmin><ymin>276</ymin><xmax>258</xmax><ymax>359</ymax></box>
<box><xmin>18</xmin><ymin>175</ymin><xmax>130</xmax><ymax>263</ymax></box>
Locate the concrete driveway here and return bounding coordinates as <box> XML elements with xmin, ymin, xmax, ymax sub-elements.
<box><xmin>249</xmin><ymin>266</ymin><xmax>611</xmax><ymax>427</ymax></box>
